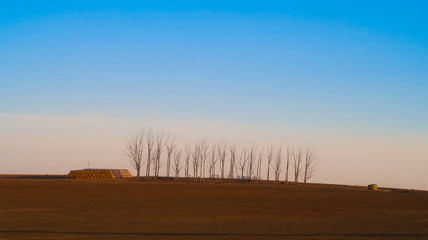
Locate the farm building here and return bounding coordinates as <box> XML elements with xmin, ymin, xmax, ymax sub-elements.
<box><xmin>67</xmin><ymin>169</ymin><xmax>133</xmax><ymax>179</ymax></box>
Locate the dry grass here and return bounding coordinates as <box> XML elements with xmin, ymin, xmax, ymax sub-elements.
<box><xmin>0</xmin><ymin>178</ymin><xmax>427</xmax><ymax>239</ymax></box>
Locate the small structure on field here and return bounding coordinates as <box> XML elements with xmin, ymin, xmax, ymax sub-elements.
<box><xmin>368</xmin><ymin>184</ymin><xmax>378</xmax><ymax>191</ymax></box>
<box><xmin>67</xmin><ymin>169</ymin><xmax>133</xmax><ymax>179</ymax></box>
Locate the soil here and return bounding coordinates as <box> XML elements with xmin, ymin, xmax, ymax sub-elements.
<box><xmin>0</xmin><ymin>178</ymin><xmax>427</xmax><ymax>239</ymax></box>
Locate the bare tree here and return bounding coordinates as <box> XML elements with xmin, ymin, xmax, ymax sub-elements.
<box><xmin>303</xmin><ymin>148</ymin><xmax>315</xmax><ymax>185</ymax></box>
<box><xmin>199</xmin><ymin>140</ymin><xmax>209</xmax><ymax>179</ymax></box>
<box><xmin>285</xmin><ymin>147</ymin><xmax>292</xmax><ymax>184</ymax></box>
<box><xmin>192</xmin><ymin>143</ymin><xmax>201</xmax><ymax>178</ymax></box>
<box><xmin>125</xmin><ymin>130</ymin><xmax>145</xmax><ymax>178</ymax></box>
<box><xmin>184</xmin><ymin>145</ymin><xmax>191</xmax><ymax>178</ymax></box>
<box><xmin>273</xmin><ymin>147</ymin><xmax>282</xmax><ymax>183</ymax></box>
<box><xmin>165</xmin><ymin>134</ymin><xmax>177</xmax><ymax>178</ymax></box>
<box><xmin>145</xmin><ymin>128</ymin><xmax>154</xmax><ymax>177</ymax></box>
<box><xmin>173</xmin><ymin>150</ymin><xmax>182</xmax><ymax>178</ymax></box>
<box><xmin>208</xmin><ymin>145</ymin><xmax>217</xmax><ymax>178</ymax></box>
<box><xmin>256</xmin><ymin>147</ymin><xmax>264</xmax><ymax>181</ymax></box>
<box><xmin>153</xmin><ymin>131</ymin><xmax>164</xmax><ymax>178</ymax></box>
<box><xmin>150</xmin><ymin>154</ymin><xmax>156</xmax><ymax>177</ymax></box>
<box><xmin>266</xmin><ymin>146</ymin><xmax>274</xmax><ymax>181</ymax></box>
<box><xmin>229</xmin><ymin>144</ymin><xmax>237</xmax><ymax>179</ymax></box>
<box><xmin>293</xmin><ymin>149</ymin><xmax>302</xmax><ymax>184</ymax></box>
<box><xmin>247</xmin><ymin>143</ymin><xmax>256</xmax><ymax>180</ymax></box>
<box><xmin>217</xmin><ymin>142</ymin><xmax>227</xmax><ymax>180</ymax></box>
<box><xmin>237</xmin><ymin>148</ymin><xmax>247</xmax><ymax>179</ymax></box>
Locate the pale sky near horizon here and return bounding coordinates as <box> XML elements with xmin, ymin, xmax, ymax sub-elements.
<box><xmin>1</xmin><ymin>1</ymin><xmax>427</xmax><ymax>189</ymax></box>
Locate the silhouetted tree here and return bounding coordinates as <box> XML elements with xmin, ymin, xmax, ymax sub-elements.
<box><xmin>173</xmin><ymin>150</ymin><xmax>182</xmax><ymax>178</ymax></box>
<box><xmin>293</xmin><ymin>149</ymin><xmax>302</xmax><ymax>184</ymax></box>
<box><xmin>247</xmin><ymin>143</ymin><xmax>256</xmax><ymax>180</ymax></box>
<box><xmin>153</xmin><ymin>131</ymin><xmax>164</xmax><ymax>178</ymax></box>
<box><xmin>266</xmin><ymin>146</ymin><xmax>274</xmax><ymax>181</ymax></box>
<box><xmin>273</xmin><ymin>147</ymin><xmax>282</xmax><ymax>183</ymax></box>
<box><xmin>303</xmin><ymin>148</ymin><xmax>315</xmax><ymax>185</ymax></box>
<box><xmin>229</xmin><ymin>144</ymin><xmax>237</xmax><ymax>179</ymax></box>
<box><xmin>125</xmin><ymin>130</ymin><xmax>145</xmax><ymax>178</ymax></box>
<box><xmin>165</xmin><ymin>134</ymin><xmax>177</xmax><ymax>178</ymax></box>
<box><xmin>238</xmin><ymin>148</ymin><xmax>247</xmax><ymax>179</ymax></box>
<box><xmin>192</xmin><ymin>143</ymin><xmax>201</xmax><ymax>178</ymax></box>
<box><xmin>256</xmin><ymin>147</ymin><xmax>264</xmax><ymax>181</ymax></box>
<box><xmin>145</xmin><ymin>128</ymin><xmax>154</xmax><ymax>177</ymax></box>
<box><xmin>128</xmin><ymin>127</ymin><xmax>314</xmax><ymax>185</ymax></box>
<box><xmin>199</xmin><ymin>140</ymin><xmax>209</xmax><ymax>179</ymax></box>
<box><xmin>208</xmin><ymin>145</ymin><xmax>217</xmax><ymax>178</ymax></box>
<box><xmin>285</xmin><ymin>147</ymin><xmax>292</xmax><ymax>184</ymax></box>
<box><xmin>217</xmin><ymin>142</ymin><xmax>227</xmax><ymax>180</ymax></box>
<box><xmin>184</xmin><ymin>145</ymin><xmax>191</xmax><ymax>178</ymax></box>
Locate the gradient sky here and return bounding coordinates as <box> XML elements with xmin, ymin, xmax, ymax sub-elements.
<box><xmin>0</xmin><ymin>1</ymin><xmax>427</xmax><ymax>189</ymax></box>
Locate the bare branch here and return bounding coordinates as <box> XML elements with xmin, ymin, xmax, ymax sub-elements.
<box><xmin>293</xmin><ymin>149</ymin><xmax>302</xmax><ymax>184</ymax></box>
<box><xmin>303</xmin><ymin>148</ymin><xmax>316</xmax><ymax>185</ymax></box>
<box><xmin>256</xmin><ymin>147</ymin><xmax>264</xmax><ymax>181</ymax></box>
<box><xmin>199</xmin><ymin>140</ymin><xmax>209</xmax><ymax>179</ymax></box>
<box><xmin>217</xmin><ymin>141</ymin><xmax>227</xmax><ymax>180</ymax></box>
<box><xmin>184</xmin><ymin>145</ymin><xmax>191</xmax><ymax>178</ymax></box>
<box><xmin>273</xmin><ymin>146</ymin><xmax>282</xmax><ymax>183</ymax></box>
<box><xmin>165</xmin><ymin>134</ymin><xmax>177</xmax><ymax>178</ymax></box>
<box><xmin>208</xmin><ymin>145</ymin><xmax>217</xmax><ymax>178</ymax></box>
<box><xmin>173</xmin><ymin>149</ymin><xmax>182</xmax><ymax>178</ymax></box>
<box><xmin>145</xmin><ymin>128</ymin><xmax>154</xmax><ymax>177</ymax></box>
<box><xmin>247</xmin><ymin>143</ymin><xmax>256</xmax><ymax>180</ymax></box>
<box><xmin>238</xmin><ymin>148</ymin><xmax>248</xmax><ymax>179</ymax></box>
<box><xmin>229</xmin><ymin>144</ymin><xmax>236</xmax><ymax>179</ymax></box>
<box><xmin>192</xmin><ymin>142</ymin><xmax>201</xmax><ymax>178</ymax></box>
<box><xmin>266</xmin><ymin>145</ymin><xmax>274</xmax><ymax>181</ymax></box>
<box><xmin>153</xmin><ymin>131</ymin><xmax>164</xmax><ymax>178</ymax></box>
<box><xmin>285</xmin><ymin>146</ymin><xmax>292</xmax><ymax>184</ymax></box>
<box><xmin>125</xmin><ymin>129</ymin><xmax>145</xmax><ymax>178</ymax></box>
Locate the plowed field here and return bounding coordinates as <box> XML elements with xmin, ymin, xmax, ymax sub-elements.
<box><xmin>0</xmin><ymin>179</ymin><xmax>426</xmax><ymax>239</ymax></box>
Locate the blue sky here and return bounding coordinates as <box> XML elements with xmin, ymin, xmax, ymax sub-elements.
<box><xmin>0</xmin><ymin>1</ymin><xmax>427</xmax><ymax>188</ymax></box>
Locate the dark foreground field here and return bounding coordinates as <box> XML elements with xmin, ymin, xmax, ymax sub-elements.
<box><xmin>0</xmin><ymin>179</ymin><xmax>427</xmax><ymax>240</ymax></box>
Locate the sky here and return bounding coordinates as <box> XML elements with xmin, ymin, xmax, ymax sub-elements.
<box><xmin>0</xmin><ymin>1</ymin><xmax>427</xmax><ymax>189</ymax></box>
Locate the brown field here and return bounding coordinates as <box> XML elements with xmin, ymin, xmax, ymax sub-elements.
<box><xmin>0</xmin><ymin>178</ymin><xmax>427</xmax><ymax>240</ymax></box>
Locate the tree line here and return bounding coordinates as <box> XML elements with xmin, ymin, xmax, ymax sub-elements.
<box><xmin>125</xmin><ymin>128</ymin><xmax>316</xmax><ymax>185</ymax></box>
